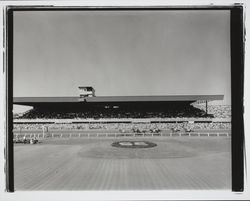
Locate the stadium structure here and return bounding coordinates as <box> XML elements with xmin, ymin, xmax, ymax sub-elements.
<box><xmin>13</xmin><ymin>87</ymin><xmax>231</xmax><ymax>139</ymax></box>
<box><xmin>13</xmin><ymin>86</ymin><xmax>225</xmax><ymax>123</ymax></box>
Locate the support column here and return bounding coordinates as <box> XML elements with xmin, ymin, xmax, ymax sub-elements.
<box><xmin>206</xmin><ymin>100</ymin><xmax>208</xmax><ymax>115</ymax></box>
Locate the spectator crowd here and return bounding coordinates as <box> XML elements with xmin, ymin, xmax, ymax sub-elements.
<box><xmin>193</xmin><ymin>104</ymin><xmax>231</xmax><ymax>119</ymax></box>
<box><xmin>17</xmin><ymin>104</ymin><xmax>214</xmax><ymax>119</ymax></box>
<box><xmin>13</xmin><ymin>122</ymin><xmax>231</xmax><ymax>132</ymax></box>
<box><xmin>13</xmin><ymin>103</ymin><xmax>231</xmax><ymax>134</ymax></box>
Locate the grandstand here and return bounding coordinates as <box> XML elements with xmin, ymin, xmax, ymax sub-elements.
<box><xmin>13</xmin><ymin>94</ymin><xmax>231</xmax><ymax>138</ymax></box>
<box><xmin>14</xmin><ymin>95</ymin><xmax>224</xmax><ymax>120</ymax></box>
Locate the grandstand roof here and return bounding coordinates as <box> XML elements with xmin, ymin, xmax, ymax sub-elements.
<box><xmin>13</xmin><ymin>95</ymin><xmax>224</xmax><ymax>106</ymax></box>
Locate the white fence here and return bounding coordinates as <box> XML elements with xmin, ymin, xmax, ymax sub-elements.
<box><xmin>13</xmin><ymin>132</ymin><xmax>231</xmax><ymax>139</ymax></box>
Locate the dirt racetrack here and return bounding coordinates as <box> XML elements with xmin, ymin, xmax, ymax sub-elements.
<box><xmin>14</xmin><ymin>137</ymin><xmax>231</xmax><ymax>190</ymax></box>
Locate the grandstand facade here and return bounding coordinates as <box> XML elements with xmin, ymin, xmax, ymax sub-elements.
<box><xmin>13</xmin><ymin>95</ymin><xmax>224</xmax><ymax>119</ymax></box>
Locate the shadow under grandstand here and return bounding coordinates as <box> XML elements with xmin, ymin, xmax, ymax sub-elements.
<box><xmin>17</xmin><ymin>102</ymin><xmax>213</xmax><ymax>119</ymax></box>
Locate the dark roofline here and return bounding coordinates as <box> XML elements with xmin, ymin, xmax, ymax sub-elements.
<box><xmin>78</xmin><ymin>86</ymin><xmax>94</xmax><ymax>89</ymax></box>
<box><xmin>13</xmin><ymin>95</ymin><xmax>224</xmax><ymax>105</ymax></box>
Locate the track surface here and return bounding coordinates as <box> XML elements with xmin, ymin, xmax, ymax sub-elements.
<box><xmin>14</xmin><ymin>137</ymin><xmax>231</xmax><ymax>190</ymax></box>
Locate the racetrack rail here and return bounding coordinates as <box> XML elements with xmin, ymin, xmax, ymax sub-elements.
<box><xmin>13</xmin><ymin>129</ymin><xmax>231</xmax><ymax>139</ymax></box>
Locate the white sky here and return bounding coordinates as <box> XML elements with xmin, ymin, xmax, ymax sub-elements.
<box><xmin>13</xmin><ymin>10</ymin><xmax>231</xmax><ymax>107</ymax></box>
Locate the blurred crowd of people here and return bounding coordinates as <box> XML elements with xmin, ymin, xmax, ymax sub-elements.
<box><xmin>13</xmin><ymin>122</ymin><xmax>231</xmax><ymax>132</ymax></box>
<box><xmin>13</xmin><ymin>135</ymin><xmax>39</xmax><ymax>144</ymax></box>
<box><xmin>193</xmin><ymin>104</ymin><xmax>231</xmax><ymax>119</ymax></box>
<box><xmin>16</xmin><ymin>105</ymin><xmax>213</xmax><ymax>119</ymax></box>
<box><xmin>15</xmin><ymin>104</ymin><xmax>231</xmax><ymax>120</ymax></box>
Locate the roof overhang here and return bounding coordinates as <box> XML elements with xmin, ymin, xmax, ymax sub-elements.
<box><xmin>13</xmin><ymin>95</ymin><xmax>224</xmax><ymax>106</ymax></box>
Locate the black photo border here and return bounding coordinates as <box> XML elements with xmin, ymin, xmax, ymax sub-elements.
<box><xmin>5</xmin><ymin>5</ymin><xmax>244</xmax><ymax>193</ymax></box>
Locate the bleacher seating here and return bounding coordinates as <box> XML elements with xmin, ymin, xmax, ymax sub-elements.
<box><xmin>193</xmin><ymin>104</ymin><xmax>231</xmax><ymax>119</ymax></box>
<box><xmin>13</xmin><ymin>122</ymin><xmax>231</xmax><ymax>131</ymax></box>
<box><xmin>17</xmin><ymin>104</ymin><xmax>212</xmax><ymax>119</ymax></box>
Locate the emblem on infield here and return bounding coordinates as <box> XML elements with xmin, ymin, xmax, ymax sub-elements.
<box><xmin>111</xmin><ymin>141</ymin><xmax>157</xmax><ymax>148</ymax></box>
